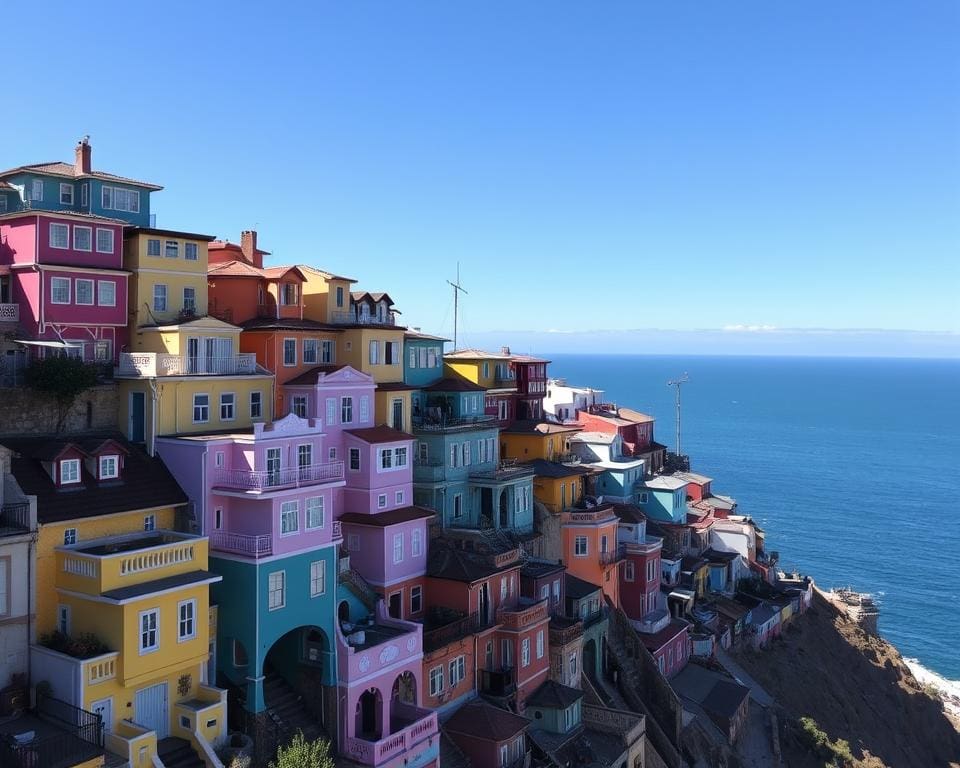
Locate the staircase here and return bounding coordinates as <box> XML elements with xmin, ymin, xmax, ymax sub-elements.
<box><xmin>338</xmin><ymin>564</ymin><xmax>380</xmax><ymax>611</ymax></box>
<box><xmin>264</xmin><ymin>672</ymin><xmax>327</xmax><ymax>745</ymax></box>
<box><xmin>157</xmin><ymin>737</ymin><xmax>204</xmax><ymax>768</ymax></box>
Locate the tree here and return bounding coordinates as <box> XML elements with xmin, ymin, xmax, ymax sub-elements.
<box><xmin>269</xmin><ymin>732</ymin><xmax>335</xmax><ymax>768</ymax></box>
<box><xmin>24</xmin><ymin>356</ymin><xmax>99</xmax><ymax>432</ymax></box>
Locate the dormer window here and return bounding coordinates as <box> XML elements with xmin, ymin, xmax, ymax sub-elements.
<box><xmin>280</xmin><ymin>283</ymin><xmax>298</xmax><ymax>306</ymax></box>
<box><xmin>60</xmin><ymin>459</ymin><xmax>80</xmax><ymax>485</ymax></box>
<box><xmin>99</xmin><ymin>455</ymin><xmax>119</xmax><ymax>480</ymax></box>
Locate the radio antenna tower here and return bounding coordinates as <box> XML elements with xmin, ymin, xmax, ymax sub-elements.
<box><xmin>447</xmin><ymin>263</ymin><xmax>468</xmax><ymax>350</ymax></box>
<box><xmin>666</xmin><ymin>373</ymin><xmax>690</xmax><ymax>456</ymax></box>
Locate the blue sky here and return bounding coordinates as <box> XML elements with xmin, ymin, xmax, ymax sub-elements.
<box><xmin>3</xmin><ymin>2</ymin><xmax>958</xmax><ymax>354</ymax></box>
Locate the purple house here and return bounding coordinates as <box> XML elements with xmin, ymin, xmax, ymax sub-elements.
<box><xmin>0</xmin><ymin>210</ymin><xmax>129</xmax><ymax>362</ymax></box>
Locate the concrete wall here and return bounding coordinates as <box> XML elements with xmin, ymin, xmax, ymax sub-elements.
<box><xmin>0</xmin><ymin>383</ymin><xmax>118</xmax><ymax>436</ymax></box>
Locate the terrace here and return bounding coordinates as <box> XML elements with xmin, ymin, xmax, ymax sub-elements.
<box><xmin>422</xmin><ymin>608</ymin><xmax>486</xmax><ymax>653</ymax></box>
<box><xmin>116</xmin><ymin>352</ymin><xmax>260</xmax><ymax>377</ymax></box>
<box><xmin>343</xmin><ymin>703</ymin><xmax>437</xmax><ymax>767</ymax></box>
<box><xmin>496</xmin><ymin>597</ymin><xmax>549</xmax><ymax>630</ymax></box>
<box><xmin>412</xmin><ymin>414</ymin><xmax>497</xmax><ymax>433</ymax></box>
<box><xmin>0</xmin><ymin>696</ymin><xmax>104</xmax><ymax>768</ymax></box>
<box><xmin>211</xmin><ymin>460</ymin><xmax>344</xmax><ymax>493</ymax></box>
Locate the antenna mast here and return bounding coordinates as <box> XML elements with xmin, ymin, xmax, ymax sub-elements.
<box><xmin>666</xmin><ymin>373</ymin><xmax>690</xmax><ymax>456</ymax></box>
<box><xmin>447</xmin><ymin>263</ymin><xmax>468</xmax><ymax>350</ymax></box>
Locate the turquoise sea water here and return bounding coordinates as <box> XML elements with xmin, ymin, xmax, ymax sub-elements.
<box><xmin>545</xmin><ymin>354</ymin><xmax>960</xmax><ymax>680</ymax></box>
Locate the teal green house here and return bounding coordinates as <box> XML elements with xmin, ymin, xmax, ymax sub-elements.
<box><xmin>404</xmin><ymin>330</ymin><xmax>448</xmax><ymax>392</ymax></box>
<box><xmin>638</xmin><ymin>475</ymin><xmax>689</xmax><ymax>524</ymax></box>
<box><xmin>0</xmin><ymin>137</ymin><xmax>160</xmax><ymax>226</ymax></box>
<box><xmin>412</xmin><ymin>375</ymin><xmax>535</xmax><ymax>533</ymax></box>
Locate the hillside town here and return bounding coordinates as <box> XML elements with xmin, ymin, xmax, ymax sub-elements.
<box><xmin>0</xmin><ymin>139</ymin><xmax>815</xmax><ymax>768</ymax></box>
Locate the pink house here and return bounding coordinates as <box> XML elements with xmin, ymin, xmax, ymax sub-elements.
<box><xmin>0</xmin><ymin>211</ymin><xmax>128</xmax><ymax>362</ymax></box>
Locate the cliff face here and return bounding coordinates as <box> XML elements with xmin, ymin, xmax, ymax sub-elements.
<box><xmin>732</xmin><ymin>589</ymin><xmax>960</xmax><ymax>768</ymax></box>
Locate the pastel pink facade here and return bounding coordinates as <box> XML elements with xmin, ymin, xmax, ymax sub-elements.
<box><xmin>0</xmin><ymin>211</ymin><xmax>128</xmax><ymax>361</ymax></box>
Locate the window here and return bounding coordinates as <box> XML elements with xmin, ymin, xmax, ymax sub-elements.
<box><xmin>184</xmin><ymin>242</ymin><xmax>198</xmax><ymax>261</ymax></box>
<box><xmin>410</xmin><ymin>585</ymin><xmax>422</xmax><ymax>613</ymax></box>
<box><xmin>574</xmin><ymin>536</ymin><xmax>588</xmax><ymax>557</ymax></box>
<box><xmin>347</xmin><ymin>534</ymin><xmax>360</xmax><ymax>551</ymax></box>
<box><xmin>31</xmin><ymin>179</ymin><xmax>43</xmax><ymax>201</ymax></box>
<box><xmin>409</xmin><ymin>347</ymin><xmax>417</xmax><ymax>368</ymax></box>
<box><xmin>306</xmin><ymin>497</ymin><xmax>324</xmax><ymax>529</ymax></box>
<box><xmin>283</xmin><ymin>338</ymin><xmax>296</xmax><ymax>366</ymax></box>
<box><xmin>0</xmin><ymin>197</ymin><xmax>6</xmax><ymax>212</ymax></box>
<box><xmin>303</xmin><ymin>339</ymin><xmax>319</xmax><ymax>364</ymax></box>
<box><xmin>329</xmin><ymin>447</ymin><xmax>337</xmax><ymax>460</ymax></box>
<box><xmin>97</xmin><ymin>280</ymin><xmax>116</xmax><ymax>306</ymax></box>
<box><xmin>429</xmin><ymin>665</ymin><xmax>444</xmax><ymax>696</ymax></box>
<box><xmin>359</xmin><ymin>396</ymin><xmax>369</xmax><ymax>422</ymax></box>
<box><xmin>153</xmin><ymin>284</ymin><xmax>167</xmax><ymax>312</ymax></box>
<box><xmin>412</xmin><ymin>528</ymin><xmax>423</xmax><ymax>557</ymax></box>
<box><xmin>553</xmin><ymin>579</ymin><xmax>560</xmax><ymax>605</ymax></box>
<box><xmin>541</xmin><ymin>584</ymin><xmax>549</xmax><ymax>601</ymax></box>
<box><xmin>427</xmin><ymin>348</ymin><xmax>437</xmax><ymax>367</ymax></box>
<box><xmin>102</xmin><ymin>186</ymin><xmax>140</xmax><ymax>213</ymax></box>
<box><xmin>393</xmin><ymin>533</ymin><xmax>403</xmax><ymax>563</ymax></box>
<box><xmin>625</xmin><ymin>561</ymin><xmax>635</xmax><ymax>581</ymax></box>
<box><xmin>59</xmin><ymin>183</ymin><xmax>74</xmax><ymax>205</ymax></box>
<box><xmin>183</xmin><ymin>287</ymin><xmax>196</xmax><ymax>312</ymax></box>
<box><xmin>139</xmin><ymin>609</ymin><xmax>159</xmax><ymax>653</ymax></box>
<box><xmin>369</xmin><ymin>340</ymin><xmax>379</xmax><ymax>365</ymax></box>
<box><xmin>75</xmin><ymin>279</ymin><xmax>94</xmax><ymax>305</ymax></box>
<box><xmin>51</xmin><ymin>277</ymin><xmax>71</xmax><ymax>304</ymax></box>
<box><xmin>378</xmin><ymin>494</ymin><xmax>388</xmax><ymax>509</ymax></box>
<box><xmin>163</xmin><ymin>240</ymin><xmax>179</xmax><ymax>258</ymax></box>
<box><xmin>71</xmin><ymin>226</ymin><xmax>92</xmax><ymax>251</ymax></box>
<box><xmin>483</xmin><ymin>362</ymin><xmax>490</xmax><ymax>378</ymax></box>
<box><xmin>500</xmin><ymin>746</ymin><xmax>509</xmax><ymax>768</ymax></box>
<box><xmin>310</xmin><ymin>560</ymin><xmax>326</xmax><ymax>597</ymax></box>
<box><xmin>100</xmin><ymin>455</ymin><xmax>118</xmax><ymax>479</ymax></box>
<box><xmin>193</xmin><ymin>393</ymin><xmax>210</xmax><ymax>423</ymax></box>
<box><xmin>96</xmin><ymin>341</ymin><xmax>113</xmax><ymax>363</ymax></box>
<box><xmin>639</xmin><ymin>492</ymin><xmax>648</xmax><ymax>504</ymax></box>
<box><xmin>349</xmin><ymin>447</ymin><xmax>360</xmax><ymax>471</ymax></box>
<box><xmin>215</xmin><ymin>451</ymin><xmax>224</xmax><ymax>468</ymax></box>
<box><xmin>396</xmin><ymin>447</ymin><xmax>408</xmax><ymax>467</ymax></box>
<box><xmin>280</xmin><ymin>501</ymin><xmax>299</xmax><ymax>535</ymax></box>
<box><xmin>326</xmin><ymin>398</ymin><xmax>336</xmax><ymax>425</ymax></box>
<box><xmin>57</xmin><ymin>605</ymin><xmax>70</xmax><ymax>634</ymax></box>
<box><xmin>336</xmin><ymin>286</ymin><xmax>344</xmax><ymax>307</ymax></box>
<box><xmin>385</xmin><ymin>341</ymin><xmax>400</xmax><ymax>365</ymax></box>
<box><xmin>379</xmin><ymin>449</ymin><xmax>392</xmax><ymax>470</ymax></box>
<box><xmin>500</xmin><ymin>578</ymin><xmax>508</xmax><ymax>601</ymax></box>
<box><xmin>453</xmin><ymin>494</ymin><xmax>463</xmax><ymax>519</ymax></box>
<box><xmin>61</xmin><ymin>459</ymin><xmax>80</xmax><ymax>484</ymax></box>
<box><xmin>178</xmin><ymin>599</ymin><xmax>196</xmax><ymax>641</ymax></box>
<box><xmin>250</xmin><ymin>391</ymin><xmax>263</xmax><ymax>419</ymax></box>
<box><xmin>291</xmin><ymin>395</ymin><xmax>308</xmax><ymax>418</ymax></box>
<box><xmin>321</xmin><ymin>340</ymin><xmax>334</xmax><ymax>363</ymax></box>
<box><xmin>569</xmin><ymin>652</ymin><xmax>578</xmax><ymax>677</ymax></box>
<box><xmin>396</xmin><ymin>490</ymin><xmax>404</xmax><ymax>505</ymax></box>
<box><xmin>297</xmin><ymin>443</ymin><xmax>313</xmax><ymax>471</ymax></box>
<box><xmin>63</xmin><ymin>528</ymin><xmax>78</xmax><ymax>545</ymax></box>
<box><xmin>147</xmin><ymin>238</ymin><xmax>161</xmax><ymax>257</ymax></box>
<box><xmin>214</xmin><ymin>508</ymin><xmax>223</xmax><ymax>530</ymax></box>
<box><xmin>341</xmin><ymin>397</ymin><xmax>353</xmax><ymax>423</ymax></box>
<box><xmin>536</xmin><ymin>630</ymin><xmax>544</xmax><ymax>659</ymax></box>
<box><xmin>449</xmin><ymin>655</ymin><xmax>466</xmax><ymax>687</ymax></box>
<box><xmin>521</xmin><ymin>638</ymin><xmax>530</xmax><ymax>667</ymax></box>
<box><xmin>220</xmin><ymin>393</ymin><xmax>235</xmax><ymax>420</ymax></box>
<box><xmin>280</xmin><ymin>283</ymin><xmax>298</xmax><ymax>305</ymax></box>
<box><xmin>96</xmin><ymin>228</ymin><xmax>114</xmax><ymax>254</ymax></box>
<box><xmin>268</xmin><ymin>571</ymin><xmax>285</xmax><ymax>610</ymax></box>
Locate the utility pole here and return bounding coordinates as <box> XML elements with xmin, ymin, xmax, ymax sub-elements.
<box><xmin>447</xmin><ymin>263</ymin><xmax>468</xmax><ymax>350</ymax></box>
<box><xmin>666</xmin><ymin>373</ymin><xmax>689</xmax><ymax>456</ymax></box>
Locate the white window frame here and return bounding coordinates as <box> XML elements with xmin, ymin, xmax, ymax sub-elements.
<box><xmin>102</xmin><ymin>185</ymin><xmax>140</xmax><ymax>213</ymax></box>
<box><xmin>50</xmin><ymin>276</ymin><xmax>71</xmax><ymax>304</ymax></box>
<box><xmin>429</xmin><ymin>665</ymin><xmax>444</xmax><ymax>696</ymax></box>
<box><xmin>184</xmin><ymin>242</ymin><xmax>198</xmax><ymax>261</ymax></box>
<box><xmin>183</xmin><ymin>286</ymin><xmax>196</xmax><ymax>312</ymax></box>
<box><xmin>521</xmin><ymin>637</ymin><xmax>530</xmax><ymax>667</ymax></box>
<box><xmin>60</xmin><ymin>458</ymin><xmax>80</xmax><ymax>484</ymax></box>
<box><xmin>31</xmin><ymin>179</ymin><xmax>44</xmax><ymax>202</ymax></box>
<box><xmin>250</xmin><ymin>391</ymin><xmax>263</xmax><ymax>419</ymax></box>
<box><xmin>139</xmin><ymin>608</ymin><xmax>159</xmax><ymax>654</ymax></box>
<box><xmin>291</xmin><ymin>395</ymin><xmax>308</xmax><ymax>418</ymax></box>
<box><xmin>624</xmin><ymin>561</ymin><xmax>635</xmax><ymax>581</ymax></box>
<box><xmin>393</xmin><ymin>533</ymin><xmax>403</xmax><ymax>563</ymax></box>
<box><xmin>164</xmin><ymin>240</ymin><xmax>179</xmax><ymax>259</ymax></box>
<box><xmin>302</xmin><ymin>338</ymin><xmax>319</xmax><ymax>364</ymax></box>
<box><xmin>453</xmin><ymin>493</ymin><xmax>463</xmax><ymax>518</ymax></box>
<box><xmin>99</xmin><ymin>455</ymin><xmax>119</xmax><ymax>479</ymax></box>
<box><xmin>283</xmin><ymin>338</ymin><xmax>297</xmax><ymax>366</ymax></box>
<box><xmin>75</xmin><ymin>278</ymin><xmax>94</xmax><ymax>306</ymax></box>
<box><xmin>143</xmin><ymin>514</ymin><xmax>156</xmax><ymax>531</ymax></box>
<box><xmin>378</xmin><ymin>493</ymin><xmax>388</xmax><ymax>509</ymax></box>
<box><xmin>306</xmin><ymin>497</ymin><xmax>324</xmax><ymax>530</ymax></box>
<box><xmin>410</xmin><ymin>585</ymin><xmax>423</xmax><ymax>613</ymax></box>
<box><xmin>59</xmin><ymin>183</ymin><xmax>74</xmax><ymax>205</ymax></box>
<box><xmin>369</xmin><ymin>340</ymin><xmax>379</xmax><ymax>365</ymax></box>
<box><xmin>349</xmin><ymin>447</ymin><xmax>361</xmax><ymax>471</ymax></box>
<box><xmin>73</xmin><ymin>225</ymin><xmax>92</xmax><ymax>252</ymax></box>
<box><xmin>268</xmin><ymin>571</ymin><xmax>286</xmax><ymax>610</ymax></box>
<box><xmin>57</xmin><ymin>604</ymin><xmax>70</xmax><ymax>635</ymax></box>
<box><xmin>220</xmin><ymin>392</ymin><xmax>236</xmax><ymax>421</ymax></box>
<box><xmin>280</xmin><ymin>501</ymin><xmax>299</xmax><ymax>536</ymax></box>
<box><xmin>310</xmin><ymin>560</ymin><xmax>326</xmax><ymax>597</ymax></box>
<box><xmin>178</xmin><ymin>599</ymin><xmax>197</xmax><ymax>642</ymax></box>
<box><xmin>63</xmin><ymin>528</ymin><xmax>78</xmax><ymax>545</ymax></box>
<box><xmin>574</xmin><ymin>536</ymin><xmax>588</xmax><ymax>557</ymax></box>
<box><xmin>341</xmin><ymin>396</ymin><xmax>353</xmax><ymax>423</ymax></box>
<box><xmin>95</xmin><ymin>227</ymin><xmax>114</xmax><ymax>254</ymax></box>
<box><xmin>411</xmin><ymin>528</ymin><xmax>423</xmax><ymax>557</ymax></box>
<box><xmin>536</xmin><ymin>630</ymin><xmax>544</xmax><ymax>659</ymax></box>
<box><xmin>97</xmin><ymin>280</ymin><xmax>116</xmax><ymax>307</ymax></box>
<box><xmin>192</xmin><ymin>393</ymin><xmax>210</xmax><ymax>423</ymax></box>
<box><xmin>147</xmin><ymin>238</ymin><xmax>161</xmax><ymax>257</ymax></box>
<box><xmin>153</xmin><ymin>283</ymin><xmax>167</xmax><ymax>312</ymax></box>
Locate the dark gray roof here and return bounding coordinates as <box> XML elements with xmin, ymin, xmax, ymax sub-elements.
<box><xmin>100</xmin><ymin>570</ymin><xmax>221</xmax><ymax>601</ymax></box>
<box><xmin>524</xmin><ymin>459</ymin><xmax>593</xmax><ymax>479</ymax></box>
<box><xmin>564</xmin><ymin>573</ymin><xmax>601</xmax><ymax>600</ymax></box>
<box><xmin>526</xmin><ymin>680</ymin><xmax>583</xmax><ymax>710</ymax></box>
<box><xmin>702</xmin><ymin>680</ymin><xmax>750</xmax><ymax>719</ymax></box>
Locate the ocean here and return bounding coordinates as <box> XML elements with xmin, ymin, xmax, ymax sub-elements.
<box><xmin>543</xmin><ymin>354</ymin><xmax>960</xmax><ymax>681</ymax></box>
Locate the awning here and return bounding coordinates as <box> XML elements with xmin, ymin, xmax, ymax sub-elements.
<box><xmin>14</xmin><ymin>339</ymin><xmax>85</xmax><ymax>348</ymax></box>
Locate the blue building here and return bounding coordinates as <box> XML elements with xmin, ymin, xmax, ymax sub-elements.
<box><xmin>0</xmin><ymin>137</ymin><xmax>160</xmax><ymax>226</ymax></box>
<box><xmin>637</xmin><ymin>475</ymin><xmax>689</xmax><ymax>523</ymax></box>
<box><xmin>404</xmin><ymin>330</ymin><xmax>448</xmax><ymax>392</ymax></box>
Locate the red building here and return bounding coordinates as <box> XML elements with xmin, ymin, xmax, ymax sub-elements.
<box><xmin>576</xmin><ymin>404</ymin><xmax>667</xmax><ymax>477</ymax></box>
<box><xmin>614</xmin><ymin>504</ymin><xmax>665</xmax><ymax>628</ymax></box>
<box><xmin>445</xmin><ymin>700</ymin><xmax>530</xmax><ymax>768</ymax></box>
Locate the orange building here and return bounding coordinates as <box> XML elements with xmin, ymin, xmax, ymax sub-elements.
<box><xmin>562</xmin><ymin>503</ymin><xmax>622</xmax><ymax>606</ymax></box>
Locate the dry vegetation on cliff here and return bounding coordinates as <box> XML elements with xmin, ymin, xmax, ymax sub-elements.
<box><xmin>733</xmin><ymin>590</ymin><xmax>960</xmax><ymax>768</ymax></box>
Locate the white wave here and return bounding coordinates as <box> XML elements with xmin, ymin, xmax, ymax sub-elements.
<box><xmin>904</xmin><ymin>658</ymin><xmax>960</xmax><ymax>716</ymax></box>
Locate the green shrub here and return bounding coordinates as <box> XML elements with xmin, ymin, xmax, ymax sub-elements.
<box><xmin>39</xmin><ymin>631</ymin><xmax>111</xmax><ymax>659</ymax></box>
<box><xmin>269</xmin><ymin>732</ymin><xmax>335</xmax><ymax>768</ymax></box>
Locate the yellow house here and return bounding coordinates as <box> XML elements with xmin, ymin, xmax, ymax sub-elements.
<box><xmin>443</xmin><ymin>348</ymin><xmax>515</xmax><ymax>389</ymax></box>
<box><xmin>123</xmin><ymin>227</ymin><xmax>216</xmax><ymax>330</ymax></box>
<box><xmin>4</xmin><ymin>434</ymin><xmax>227</xmax><ymax>768</ymax></box>
<box><xmin>116</xmin><ymin>316</ymin><xmax>275</xmax><ymax>452</ymax></box>
<box><xmin>337</xmin><ymin>326</ymin><xmax>407</xmax><ymax>383</ymax></box>
<box><xmin>526</xmin><ymin>458</ymin><xmax>594</xmax><ymax>514</ymax></box>
<box><xmin>299</xmin><ymin>264</ymin><xmax>357</xmax><ymax>323</ymax></box>
<box><xmin>500</xmin><ymin>421</ymin><xmax>582</xmax><ymax>462</ymax></box>
<box><xmin>374</xmin><ymin>383</ymin><xmax>415</xmax><ymax>433</ymax></box>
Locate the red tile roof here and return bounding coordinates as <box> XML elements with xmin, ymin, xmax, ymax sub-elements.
<box><xmin>343</xmin><ymin>425</ymin><xmax>414</xmax><ymax>443</ymax></box>
<box><xmin>445</xmin><ymin>700</ymin><xmax>530</xmax><ymax>741</ymax></box>
<box><xmin>207</xmin><ymin>260</ymin><xmax>264</xmax><ymax>278</ymax></box>
<box><xmin>0</xmin><ymin>161</ymin><xmax>163</xmax><ymax>190</ymax></box>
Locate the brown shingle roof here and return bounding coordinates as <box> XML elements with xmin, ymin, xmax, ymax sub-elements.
<box><xmin>427</xmin><ymin>547</ymin><xmax>516</xmax><ymax>583</ymax></box>
<box><xmin>344</xmin><ymin>426</ymin><xmax>414</xmax><ymax>443</ymax></box>
<box><xmin>2</xmin><ymin>433</ymin><xmax>187</xmax><ymax>524</ymax></box>
<box><xmin>0</xmin><ymin>161</ymin><xmax>162</xmax><ymax>190</ymax></box>
<box><xmin>445</xmin><ymin>700</ymin><xmax>530</xmax><ymax>741</ymax></box>
<box><xmin>207</xmin><ymin>260</ymin><xmax>264</xmax><ymax>277</ymax></box>
<box><xmin>526</xmin><ymin>680</ymin><xmax>583</xmax><ymax>710</ymax></box>
<box><xmin>284</xmin><ymin>365</ymin><xmax>349</xmax><ymax>386</ymax></box>
<box><xmin>338</xmin><ymin>507</ymin><xmax>435</xmax><ymax>527</ymax></box>
<box><xmin>422</xmin><ymin>374</ymin><xmax>486</xmax><ymax>393</ymax></box>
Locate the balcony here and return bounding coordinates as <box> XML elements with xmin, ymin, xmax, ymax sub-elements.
<box><xmin>598</xmin><ymin>544</ymin><xmax>625</xmax><ymax>565</ymax></box>
<box><xmin>582</xmin><ymin>607</ymin><xmax>608</xmax><ymax>629</ymax></box>
<box><xmin>479</xmin><ymin>667</ymin><xmax>516</xmax><ymax>697</ymax></box>
<box><xmin>413</xmin><ymin>414</ymin><xmax>497</xmax><ymax>433</ymax></box>
<box><xmin>343</xmin><ymin>704</ymin><xmax>437</xmax><ymax>766</ymax></box>
<box><xmin>0</xmin><ymin>696</ymin><xmax>104</xmax><ymax>768</ymax></box>
<box><xmin>423</xmin><ymin>610</ymin><xmax>486</xmax><ymax>653</ymax></box>
<box><xmin>0</xmin><ymin>502</ymin><xmax>31</xmax><ymax>537</ymax></box>
<box><xmin>57</xmin><ymin>530</ymin><xmax>206</xmax><ymax>596</ymax></box>
<box><xmin>210</xmin><ymin>531</ymin><xmax>273</xmax><ymax>558</ymax></box>
<box><xmin>331</xmin><ymin>310</ymin><xmax>398</xmax><ymax>327</ymax></box>
<box><xmin>549</xmin><ymin>616</ymin><xmax>584</xmax><ymax>647</ymax></box>
<box><xmin>469</xmin><ymin>461</ymin><xmax>536</xmax><ymax>483</ymax></box>
<box><xmin>117</xmin><ymin>352</ymin><xmax>259</xmax><ymax>377</ymax></box>
<box><xmin>496</xmin><ymin>598</ymin><xmax>548</xmax><ymax>630</ymax></box>
<box><xmin>633</xmin><ymin>608</ymin><xmax>671</xmax><ymax>635</ymax></box>
<box><xmin>623</xmin><ymin>535</ymin><xmax>664</xmax><ymax>556</ymax></box>
<box><xmin>413</xmin><ymin>459</ymin><xmax>446</xmax><ymax>483</ymax></box>
<box><xmin>0</xmin><ymin>303</ymin><xmax>18</xmax><ymax>322</ymax></box>
<box><xmin>212</xmin><ymin>461</ymin><xmax>344</xmax><ymax>493</ymax></box>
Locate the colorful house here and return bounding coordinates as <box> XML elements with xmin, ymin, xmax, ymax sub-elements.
<box><xmin>568</xmin><ymin>432</ymin><xmax>646</xmax><ymax>505</ymax></box>
<box><xmin>403</xmin><ymin>331</ymin><xmax>447</xmax><ymax>391</ymax></box>
<box><xmin>614</xmin><ymin>504</ymin><xmax>667</xmax><ymax>633</ymax></box>
<box><xmin>543</xmin><ymin>379</ymin><xmax>604</xmax><ymax>424</ymax></box>
<box><xmin>0</xmin><ymin>137</ymin><xmax>161</xmax><ymax>227</ymax></box>
<box><xmin>561</xmin><ymin>503</ymin><xmax>622</xmax><ymax>607</ymax></box>
<box><xmin>562</xmin><ymin>575</ymin><xmax>608</xmax><ymax>683</ymax></box>
<box><xmin>637</xmin><ymin>475</ymin><xmax>690</xmax><ymax>524</ymax></box>
<box><xmin>526</xmin><ymin>459</ymin><xmax>594</xmax><ymax>516</ymax></box>
<box><xmin>4</xmin><ymin>434</ymin><xmax>226</xmax><ymax>767</ymax></box>
<box><xmin>575</xmin><ymin>404</ymin><xmax>666</xmax><ymax>477</ymax></box>
<box><xmin>499</xmin><ymin>421</ymin><xmax>581</xmax><ymax>464</ymax></box>
<box><xmin>0</xmin><ymin>446</ymin><xmax>34</xmax><ymax>692</ymax></box>
<box><xmin>640</xmin><ymin>618</ymin><xmax>691</xmax><ymax>679</ymax></box>
<box><xmin>444</xmin><ymin>699</ymin><xmax>530</xmax><ymax>768</ymax></box>
<box><xmin>444</xmin><ymin>347</ymin><xmax>549</xmax><ymax>424</ymax></box>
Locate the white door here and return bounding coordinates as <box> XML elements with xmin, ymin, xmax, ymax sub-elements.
<box><xmin>135</xmin><ymin>682</ymin><xmax>168</xmax><ymax>739</ymax></box>
<box><xmin>90</xmin><ymin>697</ymin><xmax>113</xmax><ymax>733</ymax></box>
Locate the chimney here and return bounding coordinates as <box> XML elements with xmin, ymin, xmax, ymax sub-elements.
<box><xmin>501</xmin><ymin>346</ymin><xmax>511</xmax><ymax>355</ymax></box>
<box><xmin>75</xmin><ymin>136</ymin><xmax>92</xmax><ymax>175</ymax></box>
<box><xmin>240</xmin><ymin>230</ymin><xmax>261</xmax><ymax>268</ymax></box>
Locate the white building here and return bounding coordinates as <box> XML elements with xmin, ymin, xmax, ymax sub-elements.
<box><xmin>0</xmin><ymin>444</ymin><xmax>35</xmax><ymax>693</ymax></box>
<box><xmin>544</xmin><ymin>378</ymin><xmax>604</xmax><ymax>423</ymax></box>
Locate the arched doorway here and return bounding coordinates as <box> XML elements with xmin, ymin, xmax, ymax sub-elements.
<box><xmin>391</xmin><ymin>671</ymin><xmax>417</xmax><ymax>705</ymax></box>
<box><xmin>262</xmin><ymin>626</ymin><xmax>332</xmax><ymax>731</ymax></box>
<box><xmin>499</xmin><ymin>490</ymin><xmax>509</xmax><ymax>529</ymax></box>
<box><xmin>338</xmin><ymin>600</ymin><xmax>351</xmax><ymax>624</ymax></box>
<box><xmin>356</xmin><ymin>688</ymin><xmax>383</xmax><ymax>740</ymax></box>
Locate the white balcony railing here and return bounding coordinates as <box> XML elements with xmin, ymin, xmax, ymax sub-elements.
<box><xmin>117</xmin><ymin>352</ymin><xmax>258</xmax><ymax>377</ymax></box>
<box><xmin>209</xmin><ymin>531</ymin><xmax>272</xmax><ymax>558</ymax></box>
<box><xmin>331</xmin><ymin>311</ymin><xmax>397</xmax><ymax>326</ymax></box>
<box><xmin>343</xmin><ymin>706</ymin><xmax>437</xmax><ymax>766</ymax></box>
<box><xmin>0</xmin><ymin>303</ymin><xmax>18</xmax><ymax>322</ymax></box>
<box><xmin>212</xmin><ymin>461</ymin><xmax>345</xmax><ymax>492</ymax></box>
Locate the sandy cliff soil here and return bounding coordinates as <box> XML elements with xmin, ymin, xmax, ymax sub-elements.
<box><xmin>732</xmin><ymin>590</ymin><xmax>960</xmax><ymax>768</ymax></box>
